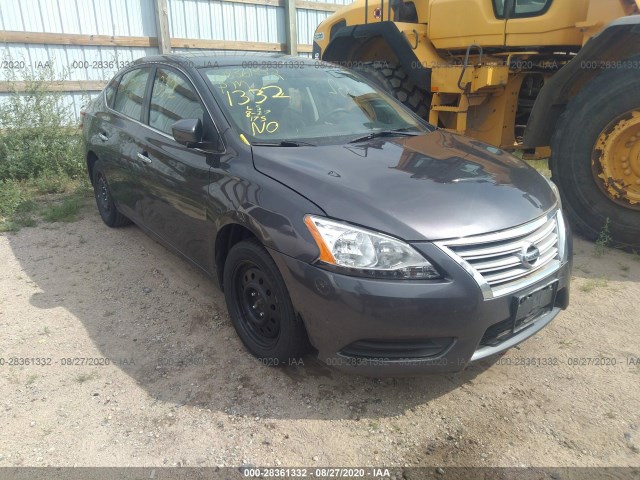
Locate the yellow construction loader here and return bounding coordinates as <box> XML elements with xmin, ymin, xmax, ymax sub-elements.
<box><xmin>312</xmin><ymin>0</ymin><xmax>640</xmax><ymax>248</ymax></box>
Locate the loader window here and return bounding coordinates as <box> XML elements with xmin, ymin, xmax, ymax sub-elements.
<box><xmin>513</xmin><ymin>0</ymin><xmax>552</xmax><ymax>17</ymax></box>
<box><xmin>492</xmin><ymin>0</ymin><xmax>506</xmax><ymax>18</ymax></box>
<box><xmin>492</xmin><ymin>0</ymin><xmax>552</xmax><ymax>19</ymax></box>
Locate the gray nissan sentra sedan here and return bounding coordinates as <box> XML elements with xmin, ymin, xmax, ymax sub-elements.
<box><xmin>82</xmin><ymin>53</ymin><xmax>572</xmax><ymax>376</ymax></box>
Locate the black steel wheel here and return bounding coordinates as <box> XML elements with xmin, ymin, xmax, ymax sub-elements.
<box><xmin>235</xmin><ymin>263</ymin><xmax>282</xmax><ymax>348</ymax></box>
<box><xmin>223</xmin><ymin>238</ymin><xmax>310</xmax><ymax>363</ymax></box>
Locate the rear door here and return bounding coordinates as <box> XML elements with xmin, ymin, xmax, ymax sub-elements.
<box><xmin>87</xmin><ymin>77</ymin><xmax>120</xmax><ymax>182</ymax></box>
<box><xmin>137</xmin><ymin>65</ymin><xmax>217</xmax><ymax>267</ymax></box>
<box><xmin>107</xmin><ymin>66</ymin><xmax>153</xmax><ymax>221</ymax></box>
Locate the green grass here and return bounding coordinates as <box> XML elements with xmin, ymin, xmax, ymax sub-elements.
<box><xmin>579</xmin><ymin>277</ymin><xmax>608</xmax><ymax>293</ymax></box>
<box><xmin>30</xmin><ymin>175</ymin><xmax>75</xmax><ymax>195</ymax></box>
<box><xmin>75</xmin><ymin>372</ymin><xmax>96</xmax><ymax>384</ymax></box>
<box><xmin>0</xmin><ymin>180</ymin><xmax>38</xmax><ymax>231</ymax></box>
<box><xmin>41</xmin><ymin>195</ymin><xmax>83</xmax><ymax>223</ymax></box>
<box><xmin>594</xmin><ymin>218</ymin><xmax>612</xmax><ymax>257</ymax></box>
<box><xmin>0</xmin><ymin>59</ymin><xmax>89</xmax><ymax>232</ymax></box>
<box><xmin>523</xmin><ymin>158</ymin><xmax>551</xmax><ymax>179</ymax></box>
<box><xmin>514</xmin><ymin>148</ymin><xmax>552</xmax><ymax>178</ymax></box>
<box><xmin>0</xmin><ymin>176</ymin><xmax>91</xmax><ymax>231</ymax></box>
<box><xmin>558</xmin><ymin>339</ymin><xmax>575</xmax><ymax>348</ymax></box>
<box><xmin>0</xmin><ymin>59</ymin><xmax>84</xmax><ymax>182</ymax></box>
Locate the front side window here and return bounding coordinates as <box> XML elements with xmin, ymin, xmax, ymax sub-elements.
<box><xmin>149</xmin><ymin>68</ymin><xmax>204</xmax><ymax>136</ymax></box>
<box><xmin>200</xmin><ymin>64</ymin><xmax>430</xmax><ymax>145</ymax></box>
<box><xmin>113</xmin><ymin>68</ymin><xmax>150</xmax><ymax>121</ymax></box>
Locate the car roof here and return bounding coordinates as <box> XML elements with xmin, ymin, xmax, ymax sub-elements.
<box><xmin>133</xmin><ymin>52</ymin><xmax>317</xmax><ymax>69</ymax></box>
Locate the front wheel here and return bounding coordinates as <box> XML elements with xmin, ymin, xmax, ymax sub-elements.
<box><xmin>550</xmin><ymin>64</ymin><xmax>640</xmax><ymax>249</ymax></box>
<box><xmin>223</xmin><ymin>239</ymin><xmax>310</xmax><ymax>363</ymax></box>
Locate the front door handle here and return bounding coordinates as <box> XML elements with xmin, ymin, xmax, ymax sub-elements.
<box><xmin>137</xmin><ymin>152</ymin><xmax>152</xmax><ymax>164</ymax></box>
<box><xmin>98</xmin><ymin>132</ymin><xmax>109</xmax><ymax>142</ymax></box>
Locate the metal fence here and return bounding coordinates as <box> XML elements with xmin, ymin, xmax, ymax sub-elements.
<box><xmin>0</xmin><ymin>0</ymin><xmax>351</xmax><ymax>120</ymax></box>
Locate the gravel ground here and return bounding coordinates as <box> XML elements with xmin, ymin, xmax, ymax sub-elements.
<box><xmin>0</xmin><ymin>200</ymin><xmax>639</xmax><ymax>468</ymax></box>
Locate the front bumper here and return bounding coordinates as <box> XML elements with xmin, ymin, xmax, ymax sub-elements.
<box><xmin>269</xmin><ymin>240</ymin><xmax>571</xmax><ymax>377</ymax></box>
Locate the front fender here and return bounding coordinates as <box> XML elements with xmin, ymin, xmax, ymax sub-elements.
<box><xmin>209</xmin><ymin>158</ymin><xmax>325</xmax><ymax>285</ymax></box>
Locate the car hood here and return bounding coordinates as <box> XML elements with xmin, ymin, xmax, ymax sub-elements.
<box><xmin>252</xmin><ymin>130</ymin><xmax>557</xmax><ymax>241</ymax></box>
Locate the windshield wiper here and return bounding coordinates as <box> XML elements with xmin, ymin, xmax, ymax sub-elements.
<box><xmin>251</xmin><ymin>139</ymin><xmax>317</xmax><ymax>147</ymax></box>
<box><xmin>348</xmin><ymin>129</ymin><xmax>422</xmax><ymax>144</ymax></box>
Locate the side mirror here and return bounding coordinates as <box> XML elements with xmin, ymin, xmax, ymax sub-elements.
<box><xmin>172</xmin><ymin>118</ymin><xmax>203</xmax><ymax>146</ymax></box>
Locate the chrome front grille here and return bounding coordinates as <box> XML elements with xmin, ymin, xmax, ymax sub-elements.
<box><xmin>436</xmin><ymin>211</ymin><xmax>565</xmax><ymax>299</ymax></box>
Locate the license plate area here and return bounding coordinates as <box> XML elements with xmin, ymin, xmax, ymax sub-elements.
<box><xmin>511</xmin><ymin>281</ymin><xmax>558</xmax><ymax>334</ymax></box>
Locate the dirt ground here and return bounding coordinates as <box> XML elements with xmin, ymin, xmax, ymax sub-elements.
<box><xmin>0</xmin><ymin>199</ymin><xmax>639</xmax><ymax>469</ymax></box>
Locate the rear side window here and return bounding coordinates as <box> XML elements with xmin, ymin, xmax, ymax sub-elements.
<box><xmin>113</xmin><ymin>68</ymin><xmax>151</xmax><ymax>121</ymax></box>
<box><xmin>104</xmin><ymin>76</ymin><xmax>120</xmax><ymax>108</ymax></box>
<box><xmin>149</xmin><ymin>67</ymin><xmax>204</xmax><ymax>136</ymax></box>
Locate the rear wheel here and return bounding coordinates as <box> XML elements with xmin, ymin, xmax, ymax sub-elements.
<box><xmin>92</xmin><ymin>163</ymin><xmax>131</xmax><ymax>228</ymax></box>
<box><xmin>550</xmin><ymin>65</ymin><xmax>640</xmax><ymax>249</ymax></box>
<box><xmin>223</xmin><ymin>239</ymin><xmax>310</xmax><ymax>363</ymax></box>
<box><xmin>352</xmin><ymin>62</ymin><xmax>429</xmax><ymax>119</ymax></box>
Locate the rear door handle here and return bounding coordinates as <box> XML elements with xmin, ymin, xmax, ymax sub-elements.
<box><xmin>98</xmin><ymin>132</ymin><xmax>109</xmax><ymax>142</ymax></box>
<box><xmin>137</xmin><ymin>152</ymin><xmax>152</xmax><ymax>164</ymax></box>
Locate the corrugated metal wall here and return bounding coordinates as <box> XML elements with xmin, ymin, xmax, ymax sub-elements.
<box><xmin>0</xmin><ymin>0</ymin><xmax>351</xmax><ymax>120</ymax></box>
<box><xmin>0</xmin><ymin>0</ymin><xmax>157</xmax><ymax>79</ymax></box>
<box><xmin>168</xmin><ymin>0</ymin><xmax>285</xmax><ymax>45</ymax></box>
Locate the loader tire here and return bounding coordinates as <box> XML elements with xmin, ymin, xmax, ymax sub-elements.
<box><xmin>550</xmin><ymin>65</ymin><xmax>640</xmax><ymax>250</ymax></box>
<box><xmin>352</xmin><ymin>62</ymin><xmax>429</xmax><ymax>119</ymax></box>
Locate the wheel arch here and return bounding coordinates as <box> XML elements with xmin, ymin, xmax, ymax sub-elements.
<box><xmin>214</xmin><ymin>221</ymin><xmax>260</xmax><ymax>290</ymax></box>
<box><xmin>524</xmin><ymin>16</ymin><xmax>640</xmax><ymax>148</ymax></box>
<box><xmin>322</xmin><ymin>21</ymin><xmax>431</xmax><ymax>91</ymax></box>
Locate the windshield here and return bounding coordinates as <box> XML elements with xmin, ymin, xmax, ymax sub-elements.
<box><xmin>199</xmin><ymin>64</ymin><xmax>432</xmax><ymax>145</ymax></box>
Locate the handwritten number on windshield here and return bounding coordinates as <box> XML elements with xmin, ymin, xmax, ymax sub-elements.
<box><xmin>224</xmin><ymin>85</ymin><xmax>290</xmax><ymax>107</ymax></box>
<box><xmin>220</xmin><ymin>84</ymin><xmax>291</xmax><ymax>136</ymax></box>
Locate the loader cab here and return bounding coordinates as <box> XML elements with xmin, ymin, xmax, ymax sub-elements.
<box><xmin>428</xmin><ymin>0</ymin><xmax>589</xmax><ymax>51</ymax></box>
<box><xmin>427</xmin><ymin>0</ymin><xmax>506</xmax><ymax>49</ymax></box>
<box><xmin>501</xmin><ymin>0</ymin><xmax>590</xmax><ymax>48</ymax></box>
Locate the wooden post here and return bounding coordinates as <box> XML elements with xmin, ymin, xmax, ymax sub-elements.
<box><xmin>284</xmin><ymin>0</ymin><xmax>298</xmax><ymax>56</ymax></box>
<box><xmin>154</xmin><ymin>0</ymin><xmax>171</xmax><ymax>54</ymax></box>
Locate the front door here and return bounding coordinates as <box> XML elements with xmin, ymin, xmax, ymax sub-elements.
<box><xmin>137</xmin><ymin>66</ymin><xmax>216</xmax><ymax>268</ymax></box>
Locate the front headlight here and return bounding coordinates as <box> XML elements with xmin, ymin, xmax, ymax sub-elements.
<box><xmin>304</xmin><ymin>215</ymin><xmax>441</xmax><ymax>279</ymax></box>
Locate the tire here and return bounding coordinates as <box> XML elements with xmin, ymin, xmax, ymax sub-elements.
<box><xmin>550</xmin><ymin>65</ymin><xmax>640</xmax><ymax>250</ymax></box>
<box><xmin>352</xmin><ymin>62</ymin><xmax>430</xmax><ymax>119</ymax></box>
<box><xmin>92</xmin><ymin>163</ymin><xmax>131</xmax><ymax>228</ymax></box>
<box><xmin>223</xmin><ymin>239</ymin><xmax>310</xmax><ymax>363</ymax></box>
